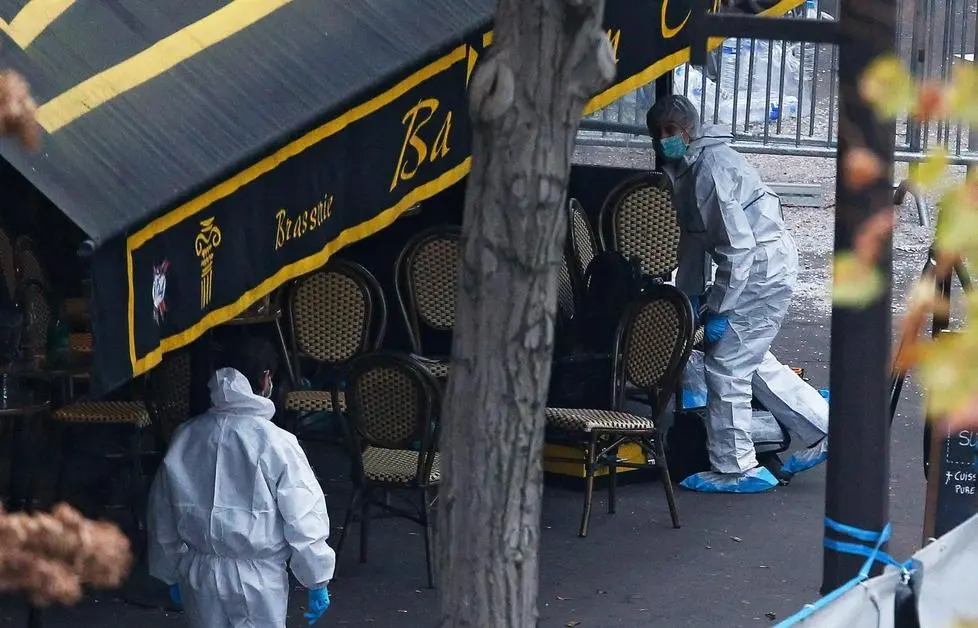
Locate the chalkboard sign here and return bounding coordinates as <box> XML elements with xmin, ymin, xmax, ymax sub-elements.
<box><xmin>924</xmin><ymin>425</ymin><xmax>978</xmax><ymax>539</ymax></box>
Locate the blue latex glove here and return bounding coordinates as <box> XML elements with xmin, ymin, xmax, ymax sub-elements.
<box><xmin>704</xmin><ymin>313</ymin><xmax>730</xmax><ymax>344</ymax></box>
<box><xmin>169</xmin><ymin>583</ymin><xmax>182</xmax><ymax>607</ymax></box>
<box><xmin>305</xmin><ymin>587</ymin><xmax>330</xmax><ymax>625</ymax></box>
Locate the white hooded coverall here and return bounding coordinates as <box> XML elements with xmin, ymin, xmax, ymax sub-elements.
<box><xmin>148</xmin><ymin>368</ymin><xmax>335</xmax><ymax>627</ymax></box>
<box><xmin>662</xmin><ymin>125</ymin><xmax>829</xmax><ymax>474</ymax></box>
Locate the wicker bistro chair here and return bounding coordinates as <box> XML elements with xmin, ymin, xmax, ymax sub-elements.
<box><xmin>545</xmin><ymin>284</ymin><xmax>695</xmax><ymax>537</ymax></box>
<box><xmin>16</xmin><ymin>266</ymin><xmax>147</xmax><ymax>523</ymax></box>
<box><xmin>567</xmin><ymin>198</ymin><xmax>598</xmax><ymax>296</ymax></box>
<box><xmin>284</xmin><ymin>260</ymin><xmax>386</xmax><ymax>435</ymax></box>
<box><xmin>394</xmin><ymin>225</ymin><xmax>460</xmax><ymax>383</ymax></box>
<box><xmin>334</xmin><ymin>352</ymin><xmax>442</xmax><ymax>588</ymax></box>
<box><xmin>557</xmin><ymin>254</ymin><xmax>576</xmax><ymax>321</ymax></box>
<box><xmin>554</xmin><ymin>198</ymin><xmax>599</xmax><ymax>352</ymax></box>
<box><xmin>31</xmin><ymin>287</ymin><xmax>151</xmax><ymax>525</ymax></box>
<box><xmin>598</xmin><ymin>172</ymin><xmax>681</xmax><ymax>282</ymax></box>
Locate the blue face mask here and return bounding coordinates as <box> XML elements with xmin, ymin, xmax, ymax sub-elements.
<box><xmin>657</xmin><ymin>134</ymin><xmax>688</xmax><ymax>160</ymax></box>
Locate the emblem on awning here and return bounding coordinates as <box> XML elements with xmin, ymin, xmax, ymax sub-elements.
<box><xmin>152</xmin><ymin>260</ymin><xmax>169</xmax><ymax>325</ymax></box>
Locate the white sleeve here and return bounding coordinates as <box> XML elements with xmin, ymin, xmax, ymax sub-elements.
<box><xmin>147</xmin><ymin>469</ymin><xmax>184</xmax><ymax>585</ymax></box>
<box><xmin>697</xmin><ymin>166</ymin><xmax>756</xmax><ymax>314</ymax></box>
<box><xmin>276</xmin><ymin>437</ymin><xmax>336</xmax><ymax>589</ymax></box>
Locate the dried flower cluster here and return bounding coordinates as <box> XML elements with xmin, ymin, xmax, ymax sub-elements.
<box><xmin>0</xmin><ymin>70</ymin><xmax>37</xmax><ymax>149</ymax></box>
<box><xmin>0</xmin><ymin>503</ymin><xmax>133</xmax><ymax>606</ymax></box>
<box><xmin>846</xmin><ymin>55</ymin><xmax>978</xmax><ymax>430</ymax></box>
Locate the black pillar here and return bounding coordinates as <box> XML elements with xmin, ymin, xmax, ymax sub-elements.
<box><xmin>822</xmin><ymin>0</ymin><xmax>898</xmax><ymax>593</ymax></box>
<box><xmin>189</xmin><ymin>331</ymin><xmax>214</xmax><ymax>416</ymax></box>
<box><xmin>655</xmin><ymin>69</ymin><xmax>673</xmax><ymax>103</ymax></box>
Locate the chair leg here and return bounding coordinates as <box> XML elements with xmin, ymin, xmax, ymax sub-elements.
<box><xmin>608</xmin><ymin>442</ymin><xmax>619</xmax><ymax>515</ymax></box>
<box><xmin>579</xmin><ymin>435</ymin><xmax>598</xmax><ymax>538</ymax></box>
<box><xmin>273</xmin><ymin>317</ymin><xmax>296</xmax><ymax>387</ymax></box>
<box><xmin>359</xmin><ymin>489</ymin><xmax>371</xmax><ymax>563</ymax></box>
<box><xmin>421</xmin><ymin>487</ymin><xmax>436</xmax><ymax>589</ymax></box>
<box><xmin>334</xmin><ymin>488</ymin><xmax>360</xmax><ymax>561</ymax></box>
<box><xmin>654</xmin><ymin>432</ymin><xmax>681</xmax><ymax>529</ymax></box>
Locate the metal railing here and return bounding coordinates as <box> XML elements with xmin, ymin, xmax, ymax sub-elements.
<box><xmin>578</xmin><ymin>0</ymin><xmax>978</xmax><ymax>164</ymax></box>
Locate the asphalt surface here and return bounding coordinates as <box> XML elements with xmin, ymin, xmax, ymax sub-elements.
<box><xmin>0</xmin><ymin>154</ymin><xmax>936</xmax><ymax>627</ymax></box>
<box><xmin>0</xmin><ymin>319</ymin><xmax>929</xmax><ymax>628</ymax></box>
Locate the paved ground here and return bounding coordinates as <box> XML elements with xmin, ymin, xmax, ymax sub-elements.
<box><xmin>0</xmin><ymin>154</ymin><xmax>937</xmax><ymax>627</ymax></box>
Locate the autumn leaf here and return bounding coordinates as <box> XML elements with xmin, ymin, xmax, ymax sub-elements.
<box><xmin>859</xmin><ymin>55</ymin><xmax>915</xmax><ymax>120</ymax></box>
<box><xmin>946</xmin><ymin>63</ymin><xmax>978</xmax><ymax>124</ymax></box>
<box><xmin>910</xmin><ymin>149</ymin><xmax>949</xmax><ymax>191</ymax></box>
<box><xmin>0</xmin><ymin>71</ymin><xmax>37</xmax><ymax>150</ymax></box>
<box><xmin>843</xmin><ymin>148</ymin><xmax>884</xmax><ymax>191</ymax></box>
<box><xmin>913</xmin><ymin>80</ymin><xmax>947</xmax><ymax>121</ymax></box>
<box><xmin>893</xmin><ymin>276</ymin><xmax>950</xmax><ymax>373</ymax></box>
<box><xmin>935</xmin><ymin>187</ymin><xmax>978</xmax><ymax>256</ymax></box>
<box><xmin>833</xmin><ymin>252</ymin><xmax>885</xmax><ymax>308</ymax></box>
<box><xmin>918</xmin><ymin>330</ymin><xmax>978</xmax><ymax>418</ymax></box>
<box><xmin>853</xmin><ymin>208</ymin><xmax>896</xmax><ymax>266</ymax></box>
<box><xmin>942</xmin><ymin>394</ymin><xmax>978</xmax><ymax>432</ymax></box>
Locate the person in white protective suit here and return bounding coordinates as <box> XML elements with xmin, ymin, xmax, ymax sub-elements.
<box><xmin>148</xmin><ymin>337</ymin><xmax>334</xmax><ymax>626</ymax></box>
<box><xmin>646</xmin><ymin>95</ymin><xmax>830</xmax><ymax>493</ymax></box>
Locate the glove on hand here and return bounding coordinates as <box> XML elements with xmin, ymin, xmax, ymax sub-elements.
<box><xmin>704</xmin><ymin>313</ymin><xmax>730</xmax><ymax>344</ymax></box>
<box><xmin>305</xmin><ymin>587</ymin><xmax>330</xmax><ymax>625</ymax></box>
<box><xmin>169</xmin><ymin>584</ymin><xmax>182</xmax><ymax>607</ymax></box>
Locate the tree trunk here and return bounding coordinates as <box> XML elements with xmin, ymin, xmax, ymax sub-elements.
<box><xmin>436</xmin><ymin>1</ymin><xmax>615</xmax><ymax>626</ymax></box>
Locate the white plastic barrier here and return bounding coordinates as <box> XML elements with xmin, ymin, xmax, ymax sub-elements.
<box><xmin>779</xmin><ymin>513</ymin><xmax>978</xmax><ymax>627</ymax></box>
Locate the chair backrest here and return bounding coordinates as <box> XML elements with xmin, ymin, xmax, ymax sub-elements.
<box><xmin>146</xmin><ymin>349</ymin><xmax>192</xmax><ymax>445</ymax></box>
<box><xmin>557</xmin><ymin>254</ymin><xmax>576</xmax><ymax>320</ymax></box>
<box><xmin>395</xmin><ymin>226</ymin><xmax>461</xmax><ymax>353</ymax></box>
<box><xmin>612</xmin><ymin>284</ymin><xmax>694</xmax><ymax>412</ymax></box>
<box><xmin>19</xmin><ymin>279</ymin><xmax>49</xmax><ymax>359</ymax></box>
<box><xmin>289</xmin><ymin>260</ymin><xmax>386</xmax><ymax>370</ymax></box>
<box><xmin>345</xmin><ymin>352</ymin><xmax>441</xmax><ymax>483</ymax></box>
<box><xmin>599</xmin><ymin>172</ymin><xmax>680</xmax><ymax>279</ymax></box>
<box><xmin>567</xmin><ymin>198</ymin><xmax>598</xmax><ymax>284</ymax></box>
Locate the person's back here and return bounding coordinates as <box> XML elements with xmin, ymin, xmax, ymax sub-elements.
<box><xmin>148</xmin><ymin>339</ymin><xmax>334</xmax><ymax>627</ymax></box>
<box><xmin>662</xmin><ymin>123</ymin><xmax>799</xmax><ymax>314</ymax></box>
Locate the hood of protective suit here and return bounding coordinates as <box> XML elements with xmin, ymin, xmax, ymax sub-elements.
<box><xmin>208</xmin><ymin>367</ymin><xmax>276</xmax><ymax>421</ymax></box>
<box><xmin>687</xmin><ymin>124</ymin><xmax>733</xmax><ymax>155</ymax></box>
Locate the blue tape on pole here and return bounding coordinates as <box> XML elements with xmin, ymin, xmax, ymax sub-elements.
<box><xmin>775</xmin><ymin>518</ymin><xmax>913</xmax><ymax>627</ymax></box>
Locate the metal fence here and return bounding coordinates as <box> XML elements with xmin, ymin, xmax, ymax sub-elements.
<box><xmin>579</xmin><ymin>0</ymin><xmax>978</xmax><ymax>165</ymax></box>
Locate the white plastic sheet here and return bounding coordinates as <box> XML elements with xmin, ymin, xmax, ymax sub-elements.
<box><xmin>781</xmin><ymin>514</ymin><xmax>978</xmax><ymax>626</ymax></box>
<box><xmin>673</xmin><ymin>38</ymin><xmax>813</xmax><ymax>126</ymax></box>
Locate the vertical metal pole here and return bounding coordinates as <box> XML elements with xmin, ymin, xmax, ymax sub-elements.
<box><xmin>921</xmin><ymin>271</ymin><xmax>954</xmax><ymax>540</ymax></box>
<box><xmin>655</xmin><ymin>68</ymin><xmax>674</xmax><ymax>103</ymax></box>
<box><xmin>821</xmin><ymin>0</ymin><xmax>898</xmax><ymax>593</ymax></box>
<box><xmin>906</xmin><ymin>0</ymin><xmax>926</xmax><ymax>152</ymax></box>
<box><xmin>26</xmin><ymin>605</ymin><xmax>41</xmax><ymax>628</ymax></box>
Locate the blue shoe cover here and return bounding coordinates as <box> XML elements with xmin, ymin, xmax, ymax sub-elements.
<box><xmin>679</xmin><ymin>467</ymin><xmax>779</xmax><ymax>493</ymax></box>
<box><xmin>783</xmin><ymin>439</ymin><xmax>828</xmax><ymax>475</ymax></box>
<box><xmin>819</xmin><ymin>389</ymin><xmax>830</xmax><ymax>402</ymax></box>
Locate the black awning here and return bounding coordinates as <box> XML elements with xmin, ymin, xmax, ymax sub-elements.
<box><xmin>0</xmin><ymin>0</ymin><xmax>802</xmax><ymax>392</ymax></box>
<box><xmin>0</xmin><ymin>0</ymin><xmax>495</xmax><ymax>244</ymax></box>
